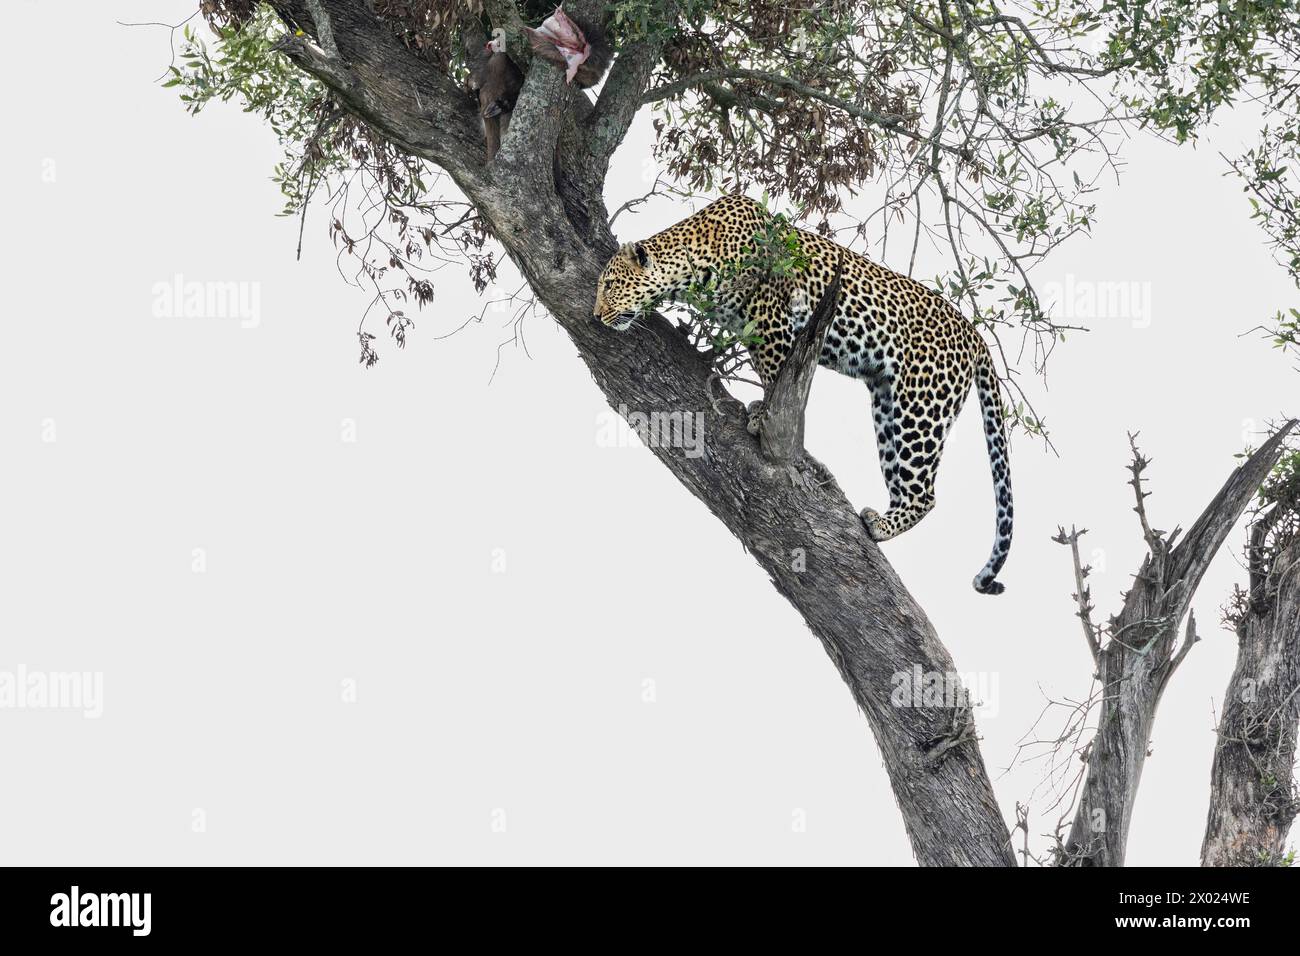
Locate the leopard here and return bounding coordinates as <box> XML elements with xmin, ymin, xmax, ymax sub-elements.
<box><xmin>592</xmin><ymin>193</ymin><xmax>1013</xmax><ymax>595</ymax></box>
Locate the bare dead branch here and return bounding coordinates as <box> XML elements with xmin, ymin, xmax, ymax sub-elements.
<box><xmin>1126</xmin><ymin>432</ymin><xmax>1164</xmax><ymax>553</ymax></box>
<box><xmin>1052</xmin><ymin>525</ymin><xmax>1101</xmax><ymax>667</ymax></box>
<box><xmin>1162</xmin><ymin>608</ymin><xmax>1201</xmax><ymax>690</ymax></box>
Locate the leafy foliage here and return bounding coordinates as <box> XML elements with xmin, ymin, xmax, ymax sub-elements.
<box><xmin>178</xmin><ymin>2</ymin><xmax>497</xmax><ymax>366</ymax></box>
<box><xmin>168</xmin><ymin>8</ymin><xmax>334</xmax><ymax>213</ymax></box>
<box><xmin>1262</xmin><ymin>307</ymin><xmax>1300</xmax><ymax>358</ymax></box>
<box><xmin>178</xmin><ymin>1</ymin><xmax>1300</xmax><ymax>387</ymax></box>
<box><xmin>674</xmin><ymin>203</ymin><xmax>812</xmax><ymax>382</ymax></box>
<box><xmin>1108</xmin><ymin>1</ymin><xmax>1300</xmax><ymax>291</ymax></box>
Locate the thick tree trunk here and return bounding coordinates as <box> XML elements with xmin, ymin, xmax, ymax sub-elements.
<box><xmin>268</xmin><ymin>0</ymin><xmax>1016</xmax><ymax>865</ymax></box>
<box><xmin>1202</xmin><ymin>530</ymin><xmax>1300</xmax><ymax>866</ymax></box>
<box><xmin>1059</xmin><ymin>425</ymin><xmax>1296</xmax><ymax>865</ymax></box>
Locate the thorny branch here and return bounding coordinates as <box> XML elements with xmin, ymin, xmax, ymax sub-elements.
<box><xmin>1051</xmin><ymin>525</ymin><xmax>1100</xmax><ymax>667</ymax></box>
<box><xmin>1127</xmin><ymin>432</ymin><xmax>1166</xmax><ymax>553</ymax></box>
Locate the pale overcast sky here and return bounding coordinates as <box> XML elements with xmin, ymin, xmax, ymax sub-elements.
<box><xmin>1</xmin><ymin>3</ymin><xmax>1295</xmax><ymax>864</ymax></box>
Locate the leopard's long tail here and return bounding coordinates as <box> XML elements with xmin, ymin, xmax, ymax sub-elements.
<box><xmin>972</xmin><ymin>347</ymin><xmax>1012</xmax><ymax>595</ymax></box>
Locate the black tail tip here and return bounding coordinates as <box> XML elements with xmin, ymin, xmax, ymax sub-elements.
<box><xmin>973</xmin><ymin>576</ymin><xmax>1005</xmax><ymax>596</ymax></box>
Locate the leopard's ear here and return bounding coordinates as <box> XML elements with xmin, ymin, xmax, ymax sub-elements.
<box><xmin>618</xmin><ymin>241</ymin><xmax>652</xmax><ymax>269</ymax></box>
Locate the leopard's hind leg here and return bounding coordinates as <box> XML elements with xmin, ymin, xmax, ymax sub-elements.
<box><xmin>865</xmin><ymin>377</ymin><xmax>905</xmax><ymax>513</ymax></box>
<box><xmin>860</xmin><ymin>364</ymin><xmax>972</xmax><ymax>542</ymax></box>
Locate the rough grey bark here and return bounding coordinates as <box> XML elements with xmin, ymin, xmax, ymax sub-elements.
<box><xmin>1059</xmin><ymin>424</ymin><xmax>1296</xmax><ymax>866</ymax></box>
<box><xmin>1202</xmin><ymin>518</ymin><xmax>1300</xmax><ymax>865</ymax></box>
<box><xmin>267</xmin><ymin>0</ymin><xmax>1016</xmax><ymax>865</ymax></box>
<box><xmin>757</xmin><ymin>250</ymin><xmax>844</xmax><ymax>462</ymax></box>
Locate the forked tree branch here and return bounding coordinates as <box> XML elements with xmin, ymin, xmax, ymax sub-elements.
<box><xmin>1058</xmin><ymin>422</ymin><xmax>1297</xmax><ymax>866</ymax></box>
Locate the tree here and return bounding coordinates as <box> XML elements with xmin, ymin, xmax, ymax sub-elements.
<box><xmin>166</xmin><ymin>0</ymin><xmax>1300</xmax><ymax>865</ymax></box>
<box><xmin>1043</xmin><ymin>427</ymin><xmax>1297</xmax><ymax>866</ymax></box>
<box><xmin>1203</xmin><ymin>442</ymin><xmax>1300</xmax><ymax>866</ymax></box>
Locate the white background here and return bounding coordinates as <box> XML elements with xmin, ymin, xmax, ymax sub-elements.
<box><xmin>1</xmin><ymin>2</ymin><xmax>1296</xmax><ymax>864</ymax></box>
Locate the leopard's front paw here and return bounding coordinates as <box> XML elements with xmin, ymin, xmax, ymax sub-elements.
<box><xmin>860</xmin><ymin>507</ymin><xmax>887</xmax><ymax>542</ymax></box>
<box><xmin>745</xmin><ymin>399</ymin><xmax>767</xmax><ymax>437</ymax></box>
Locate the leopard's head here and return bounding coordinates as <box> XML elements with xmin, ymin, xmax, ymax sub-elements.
<box><xmin>593</xmin><ymin>241</ymin><xmax>663</xmax><ymax>330</ymax></box>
